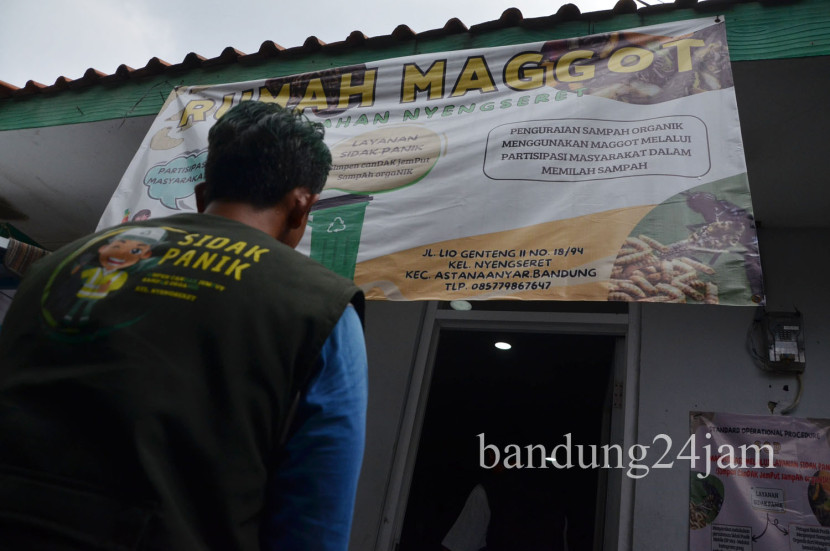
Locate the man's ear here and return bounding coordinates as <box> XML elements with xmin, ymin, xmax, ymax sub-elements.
<box><xmin>286</xmin><ymin>188</ymin><xmax>320</xmax><ymax>229</ymax></box>
<box><xmin>195</xmin><ymin>183</ymin><xmax>207</xmax><ymax>213</ymax></box>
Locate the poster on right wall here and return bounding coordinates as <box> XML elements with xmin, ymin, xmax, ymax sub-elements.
<box><xmin>690</xmin><ymin>412</ymin><xmax>830</xmax><ymax>551</ymax></box>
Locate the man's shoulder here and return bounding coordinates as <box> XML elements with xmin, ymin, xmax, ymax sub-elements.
<box><xmin>155</xmin><ymin>213</ymin><xmax>360</xmax><ymax>296</ymax></box>
<box><xmin>84</xmin><ymin>214</ymin><xmax>359</xmax><ymax>302</ymax></box>
<box><xmin>142</xmin><ymin>213</ymin><xmax>262</xmax><ymax>236</ymax></box>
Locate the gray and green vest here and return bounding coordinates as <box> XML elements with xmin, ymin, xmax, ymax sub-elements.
<box><xmin>0</xmin><ymin>213</ymin><xmax>363</xmax><ymax>550</ymax></box>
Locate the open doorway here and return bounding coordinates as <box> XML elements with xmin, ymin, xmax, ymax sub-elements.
<box><xmin>398</xmin><ymin>329</ymin><xmax>616</xmax><ymax>551</ymax></box>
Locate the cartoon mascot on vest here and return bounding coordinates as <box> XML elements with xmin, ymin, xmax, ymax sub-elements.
<box><xmin>63</xmin><ymin>227</ymin><xmax>166</xmax><ymax>323</ymax></box>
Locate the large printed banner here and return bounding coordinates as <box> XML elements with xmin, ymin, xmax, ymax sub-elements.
<box><xmin>690</xmin><ymin>412</ymin><xmax>830</xmax><ymax>551</ymax></box>
<box><xmin>99</xmin><ymin>17</ymin><xmax>764</xmax><ymax>304</ymax></box>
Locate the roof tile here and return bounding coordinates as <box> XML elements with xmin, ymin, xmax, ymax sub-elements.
<box><xmin>345</xmin><ymin>31</ymin><xmax>368</xmax><ymax>47</ymax></box>
<box><xmin>556</xmin><ymin>3</ymin><xmax>583</xmax><ymax>18</ymax></box>
<box><xmin>613</xmin><ymin>0</ymin><xmax>639</xmax><ymax>14</ymax></box>
<box><xmin>19</xmin><ymin>80</ymin><xmax>48</xmax><ymax>96</ymax></box>
<box><xmin>258</xmin><ymin>41</ymin><xmax>285</xmax><ymax>56</ymax></box>
<box><xmin>0</xmin><ymin>0</ymin><xmax>771</xmax><ymax>100</ymax></box>
<box><xmin>181</xmin><ymin>53</ymin><xmax>207</xmax><ymax>67</ymax></box>
<box><xmin>52</xmin><ymin>76</ymin><xmax>73</xmax><ymax>89</ymax></box>
<box><xmin>301</xmin><ymin>36</ymin><xmax>326</xmax><ymax>52</ymax></box>
<box><xmin>391</xmin><ymin>24</ymin><xmax>417</xmax><ymax>41</ymax></box>
<box><xmin>116</xmin><ymin>64</ymin><xmax>135</xmax><ymax>77</ymax></box>
<box><xmin>500</xmin><ymin>7</ymin><xmax>525</xmax><ymax>25</ymax></box>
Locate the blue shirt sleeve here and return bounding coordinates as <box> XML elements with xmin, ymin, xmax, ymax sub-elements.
<box><xmin>260</xmin><ymin>305</ymin><xmax>368</xmax><ymax>551</ymax></box>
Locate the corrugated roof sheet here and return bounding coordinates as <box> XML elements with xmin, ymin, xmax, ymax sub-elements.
<box><xmin>0</xmin><ymin>0</ymin><xmax>716</xmax><ymax>100</ymax></box>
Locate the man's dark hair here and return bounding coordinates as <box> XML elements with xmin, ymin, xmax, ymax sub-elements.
<box><xmin>203</xmin><ymin>101</ymin><xmax>332</xmax><ymax>208</ymax></box>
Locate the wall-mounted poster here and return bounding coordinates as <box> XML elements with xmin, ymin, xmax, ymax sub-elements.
<box><xmin>99</xmin><ymin>17</ymin><xmax>763</xmax><ymax>304</ymax></box>
<box><xmin>690</xmin><ymin>412</ymin><xmax>830</xmax><ymax>551</ymax></box>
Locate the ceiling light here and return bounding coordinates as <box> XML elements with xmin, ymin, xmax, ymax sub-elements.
<box><xmin>494</xmin><ymin>341</ymin><xmax>512</xmax><ymax>350</ymax></box>
<box><xmin>449</xmin><ymin>300</ymin><xmax>472</xmax><ymax>311</ymax></box>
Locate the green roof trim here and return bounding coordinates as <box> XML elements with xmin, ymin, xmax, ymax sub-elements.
<box><xmin>1</xmin><ymin>0</ymin><xmax>828</xmax><ymax>131</ymax></box>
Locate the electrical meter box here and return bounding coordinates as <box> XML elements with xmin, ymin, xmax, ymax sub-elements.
<box><xmin>760</xmin><ymin>311</ymin><xmax>806</xmax><ymax>373</ymax></box>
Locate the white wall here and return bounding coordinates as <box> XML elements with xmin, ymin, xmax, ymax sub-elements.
<box><xmin>631</xmin><ymin>227</ymin><xmax>830</xmax><ymax>549</ymax></box>
<box><xmin>350</xmin><ymin>301</ymin><xmax>427</xmax><ymax>550</ymax></box>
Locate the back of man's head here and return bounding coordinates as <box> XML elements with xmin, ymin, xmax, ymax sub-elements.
<box><xmin>203</xmin><ymin>101</ymin><xmax>332</xmax><ymax>209</ymax></box>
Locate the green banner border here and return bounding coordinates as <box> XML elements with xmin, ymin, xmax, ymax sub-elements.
<box><xmin>1</xmin><ymin>0</ymin><xmax>828</xmax><ymax>131</ymax></box>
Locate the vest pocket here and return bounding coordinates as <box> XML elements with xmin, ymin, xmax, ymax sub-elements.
<box><xmin>0</xmin><ymin>465</ymin><xmax>156</xmax><ymax>551</ymax></box>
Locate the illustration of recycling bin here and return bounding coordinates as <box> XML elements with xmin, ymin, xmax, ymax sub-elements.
<box><xmin>309</xmin><ymin>194</ymin><xmax>373</xmax><ymax>279</ymax></box>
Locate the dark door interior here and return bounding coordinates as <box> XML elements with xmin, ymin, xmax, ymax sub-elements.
<box><xmin>399</xmin><ymin>330</ymin><xmax>616</xmax><ymax>551</ymax></box>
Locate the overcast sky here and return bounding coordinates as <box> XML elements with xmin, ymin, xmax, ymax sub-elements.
<box><xmin>0</xmin><ymin>0</ymin><xmax>629</xmax><ymax>89</ymax></box>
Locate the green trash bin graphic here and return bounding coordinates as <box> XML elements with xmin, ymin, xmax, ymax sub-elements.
<box><xmin>309</xmin><ymin>194</ymin><xmax>373</xmax><ymax>279</ymax></box>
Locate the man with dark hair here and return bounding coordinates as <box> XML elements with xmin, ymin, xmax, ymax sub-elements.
<box><xmin>203</xmin><ymin>100</ymin><xmax>333</xmax><ymax>207</ymax></box>
<box><xmin>0</xmin><ymin>101</ymin><xmax>368</xmax><ymax>551</ymax></box>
